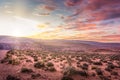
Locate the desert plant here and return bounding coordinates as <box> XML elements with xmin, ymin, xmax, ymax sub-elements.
<box><xmin>47</xmin><ymin>67</ymin><xmax>56</xmax><ymax>72</ymax></box>
<box><xmin>99</xmin><ymin>75</ymin><xmax>110</xmax><ymax>80</ymax></box>
<box><xmin>31</xmin><ymin>73</ymin><xmax>41</xmax><ymax>79</ymax></box>
<box><xmin>91</xmin><ymin>72</ymin><xmax>96</xmax><ymax>77</ymax></box>
<box><xmin>63</xmin><ymin>66</ymin><xmax>77</xmax><ymax>76</ymax></box>
<box><xmin>8</xmin><ymin>59</ymin><xmax>20</xmax><ymax>65</ymax></box>
<box><xmin>77</xmin><ymin>70</ymin><xmax>88</xmax><ymax>77</ymax></box>
<box><xmin>110</xmin><ymin>54</ymin><xmax>120</xmax><ymax>60</ymax></box>
<box><xmin>33</xmin><ymin>56</ymin><xmax>38</xmax><ymax>62</ymax></box>
<box><xmin>6</xmin><ymin>75</ymin><xmax>20</xmax><ymax>80</ymax></box>
<box><xmin>91</xmin><ymin>66</ymin><xmax>97</xmax><ymax>70</ymax></box>
<box><xmin>95</xmin><ymin>68</ymin><xmax>103</xmax><ymax>75</ymax></box>
<box><xmin>107</xmin><ymin>63</ymin><xmax>115</xmax><ymax>69</ymax></box>
<box><xmin>34</xmin><ymin>61</ymin><xmax>45</xmax><ymax>69</ymax></box>
<box><xmin>26</xmin><ymin>59</ymin><xmax>32</xmax><ymax>63</ymax></box>
<box><xmin>21</xmin><ymin>68</ymin><xmax>33</xmax><ymax>73</ymax></box>
<box><xmin>61</xmin><ymin>76</ymin><xmax>74</xmax><ymax>80</ymax></box>
<box><xmin>46</xmin><ymin>62</ymin><xmax>54</xmax><ymax>67</ymax></box>
<box><xmin>111</xmin><ymin>71</ymin><xmax>118</xmax><ymax>75</ymax></box>
<box><xmin>63</xmin><ymin>66</ymin><xmax>88</xmax><ymax>77</ymax></box>
<box><xmin>105</xmin><ymin>67</ymin><xmax>112</xmax><ymax>72</ymax></box>
<box><xmin>80</xmin><ymin>63</ymin><xmax>89</xmax><ymax>70</ymax></box>
<box><xmin>93</xmin><ymin>61</ymin><xmax>102</xmax><ymax>65</ymax></box>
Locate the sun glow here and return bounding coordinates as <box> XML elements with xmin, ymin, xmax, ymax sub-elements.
<box><xmin>0</xmin><ymin>16</ymin><xmax>42</xmax><ymax>37</ymax></box>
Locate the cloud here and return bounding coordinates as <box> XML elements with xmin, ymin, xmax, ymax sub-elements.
<box><xmin>65</xmin><ymin>21</ymin><xmax>97</xmax><ymax>31</ymax></box>
<box><xmin>89</xmin><ymin>34</ymin><xmax>120</xmax><ymax>42</ymax></box>
<box><xmin>77</xmin><ymin>24</ymin><xmax>97</xmax><ymax>30</ymax></box>
<box><xmin>37</xmin><ymin>24</ymin><xmax>49</xmax><ymax>29</ymax></box>
<box><xmin>41</xmin><ymin>5</ymin><xmax>56</xmax><ymax>11</ymax></box>
<box><xmin>87</xmin><ymin>31</ymin><xmax>107</xmax><ymax>35</ymax></box>
<box><xmin>64</xmin><ymin>0</ymin><xmax>82</xmax><ymax>6</ymax></box>
<box><xmin>29</xmin><ymin>27</ymin><xmax>62</xmax><ymax>39</ymax></box>
<box><xmin>102</xmin><ymin>35</ymin><xmax>120</xmax><ymax>39</ymax></box>
<box><xmin>85</xmin><ymin>0</ymin><xmax>120</xmax><ymax>11</ymax></box>
<box><xmin>67</xmin><ymin>0</ymin><xmax>120</xmax><ymax>23</ymax></box>
<box><xmin>33</xmin><ymin>12</ymin><xmax>50</xmax><ymax>16</ymax></box>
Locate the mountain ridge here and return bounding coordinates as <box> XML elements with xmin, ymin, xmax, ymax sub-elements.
<box><xmin>0</xmin><ymin>36</ymin><xmax>120</xmax><ymax>52</ymax></box>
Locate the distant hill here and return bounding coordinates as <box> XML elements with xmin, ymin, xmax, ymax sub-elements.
<box><xmin>0</xmin><ymin>36</ymin><xmax>120</xmax><ymax>52</ymax></box>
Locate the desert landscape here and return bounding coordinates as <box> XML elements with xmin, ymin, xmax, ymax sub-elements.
<box><xmin>0</xmin><ymin>36</ymin><xmax>120</xmax><ymax>80</ymax></box>
<box><xmin>0</xmin><ymin>0</ymin><xmax>120</xmax><ymax>80</ymax></box>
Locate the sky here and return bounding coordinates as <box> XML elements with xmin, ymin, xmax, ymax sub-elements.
<box><xmin>0</xmin><ymin>0</ymin><xmax>120</xmax><ymax>42</ymax></box>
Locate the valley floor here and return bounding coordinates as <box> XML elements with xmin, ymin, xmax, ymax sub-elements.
<box><xmin>0</xmin><ymin>50</ymin><xmax>120</xmax><ymax>80</ymax></box>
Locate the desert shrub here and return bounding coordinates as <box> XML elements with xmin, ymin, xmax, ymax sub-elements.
<box><xmin>34</xmin><ymin>61</ymin><xmax>45</xmax><ymax>69</ymax></box>
<box><xmin>111</xmin><ymin>71</ymin><xmax>118</xmax><ymax>75</ymax></box>
<box><xmin>99</xmin><ymin>75</ymin><xmax>110</xmax><ymax>80</ymax></box>
<box><xmin>43</xmin><ymin>59</ymin><xmax>48</xmax><ymax>62</ymax></box>
<box><xmin>31</xmin><ymin>73</ymin><xmax>41</xmax><ymax>79</ymax></box>
<box><xmin>110</xmin><ymin>54</ymin><xmax>120</xmax><ymax>60</ymax></box>
<box><xmin>62</xmin><ymin>58</ymin><xmax>66</xmax><ymax>60</ymax></box>
<box><xmin>77</xmin><ymin>64</ymin><xmax>80</xmax><ymax>67</ymax></box>
<box><xmin>8</xmin><ymin>59</ymin><xmax>20</xmax><ymax>65</ymax></box>
<box><xmin>6</xmin><ymin>75</ymin><xmax>20</xmax><ymax>80</ymax></box>
<box><xmin>80</xmin><ymin>65</ymin><xmax>88</xmax><ymax>70</ymax></box>
<box><xmin>6</xmin><ymin>53</ymin><xmax>12</xmax><ymax>58</ymax></box>
<box><xmin>80</xmin><ymin>63</ymin><xmax>89</xmax><ymax>70</ymax></box>
<box><xmin>46</xmin><ymin>62</ymin><xmax>54</xmax><ymax>67</ymax></box>
<box><xmin>63</xmin><ymin>66</ymin><xmax>77</xmax><ymax>76</ymax></box>
<box><xmin>47</xmin><ymin>58</ymin><xmax>52</xmax><ymax>61</ymax></box>
<box><xmin>61</xmin><ymin>76</ymin><xmax>74</xmax><ymax>80</ymax></box>
<box><xmin>105</xmin><ymin>67</ymin><xmax>112</xmax><ymax>72</ymax></box>
<box><xmin>91</xmin><ymin>72</ymin><xmax>96</xmax><ymax>77</ymax></box>
<box><xmin>91</xmin><ymin>66</ymin><xmax>97</xmax><ymax>70</ymax></box>
<box><xmin>77</xmin><ymin>70</ymin><xmax>88</xmax><ymax>77</ymax></box>
<box><xmin>47</xmin><ymin>67</ymin><xmax>56</xmax><ymax>72</ymax></box>
<box><xmin>26</xmin><ymin>59</ymin><xmax>32</xmax><ymax>63</ymax></box>
<box><xmin>76</xmin><ymin>62</ymin><xmax>80</xmax><ymax>64</ymax></box>
<box><xmin>21</xmin><ymin>68</ymin><xmax>33</xmax><ymax>73</ymax></box>
<box><xmin>102</xmin><ymin>60</ymin><xmax>107</xmax><ymax>63</ymax></box>
<box><xmin>95</xmin><ymin>68</ymin><xmax>103</xmax><ymax>75</ymax></box>
<box><xmin>66</xmin><ymin>56</ymin><xmax>72</xmax><ymax>66</ymax></box>
<box><xmin>71</xmin><ymin>56</ymin><xmax>75</xmax><ymax>58</ymax></box>
<box><xmin>107</xmin><ymin>63</ymin><xmax>115</xmax><ymax>69</ymax></box>
<box><xmin>63</xmin><ymin>66</ymin><xmax>88</xmax><ymax>77</ymax></box>
<box><xmin>93</xmin><ymin>61</ymin><xmax>102</xmax><ymax>65</ymax></box>
<box><xmin>33</xmin><ymin>56</ymin><xmax>38</xmax><ymax>62</ymax></box>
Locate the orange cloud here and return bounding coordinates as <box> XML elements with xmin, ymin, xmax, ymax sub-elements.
<box><xmin>29</xmin><ymin>27</ymin><xmax>63</xmax><ymax>39</ymax></box>
<box><xmin>77</xmin><ymin>24</ymin><xmax>97</xmax><ymax>30</ymax></box>
<box><xmin>66</xmin><ymin>23</ymin><xmax>97</xmax><ymax>31</ymax></box>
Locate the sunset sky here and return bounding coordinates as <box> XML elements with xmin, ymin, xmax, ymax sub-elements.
<box><xmin>0</xmin><ymin>0</ymin><xmax>120</xmax><ymax>42</ymax></box>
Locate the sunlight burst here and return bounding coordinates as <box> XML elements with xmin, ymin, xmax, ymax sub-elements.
<box><xmin>0</xmin><ymin>16</ymin><xmax>41</xmax><ymax>37</ymax></box>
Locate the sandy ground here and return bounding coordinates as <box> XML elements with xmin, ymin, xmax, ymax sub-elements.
<box><xmin>0</xmin><ymin>50</ymin><xmax>120</xmax><ymax>80</ymax></box>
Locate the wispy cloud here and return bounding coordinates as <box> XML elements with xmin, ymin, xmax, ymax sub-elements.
<box><xmin>0</xmin><ymin>0</ymin><xmax>120</xmax><ymax>42</ymax></box>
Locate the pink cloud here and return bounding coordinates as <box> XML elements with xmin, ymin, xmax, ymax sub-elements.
<box><xmin>97</xmin><ymin>34</ymin><xmax>120</xmax><ymax>42</ymax></box>
<box><xmin>88</xmin><ymin>31</ymin><xmax>106</xmax><ymax>35</ymax></box>
<box><xmin>64</xmin><ymin>0</ymin><xmax>82</xmax><ymax>6</ymax></box>
<box><xmin>42</xmin><ymin>5</ymin><xmax>56</xmax><ymax>11</ymax></box>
